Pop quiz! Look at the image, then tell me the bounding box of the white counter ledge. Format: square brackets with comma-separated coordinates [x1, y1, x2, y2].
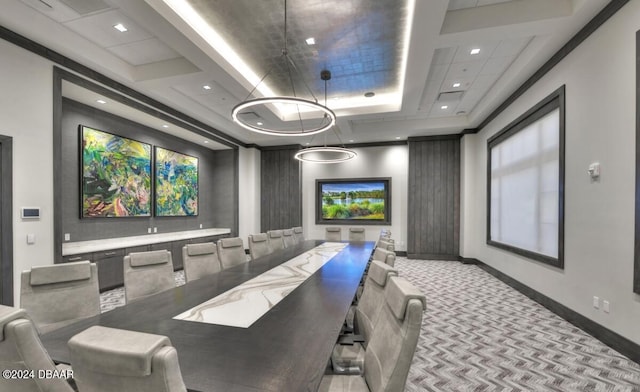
[62, 228, 231, 256]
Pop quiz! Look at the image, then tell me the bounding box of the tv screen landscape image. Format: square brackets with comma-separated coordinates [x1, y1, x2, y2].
[316, 178, 391, 225]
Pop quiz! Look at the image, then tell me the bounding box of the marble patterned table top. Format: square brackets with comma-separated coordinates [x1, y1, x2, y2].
[173, 242, 349, 328]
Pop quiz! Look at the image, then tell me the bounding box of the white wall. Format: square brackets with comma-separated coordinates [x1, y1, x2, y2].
[301, 145, 408, 250]
[461, 1, 640, 344]
[238, 146, 261, 246]
[0, 39, 55, 303]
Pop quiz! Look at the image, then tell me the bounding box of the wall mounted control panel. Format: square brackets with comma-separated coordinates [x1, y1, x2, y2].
[21, 207, 40, 219]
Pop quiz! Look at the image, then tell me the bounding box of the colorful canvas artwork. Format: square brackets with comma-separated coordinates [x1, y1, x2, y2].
[155, 147, 199, 216]
[81, 126, 152, 217]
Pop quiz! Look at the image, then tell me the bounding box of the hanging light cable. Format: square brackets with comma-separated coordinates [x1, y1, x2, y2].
[231, 0, 336, 137]
[294, 70, 357, 163]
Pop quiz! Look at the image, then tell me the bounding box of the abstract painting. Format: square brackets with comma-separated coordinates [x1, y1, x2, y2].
[316, 178, 391, 225]
[155, 147, 198, 216]
[81, 125, 151, 218]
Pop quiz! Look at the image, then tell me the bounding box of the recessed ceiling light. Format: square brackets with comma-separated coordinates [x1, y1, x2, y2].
[256, 122, 263, 126]
[364, 92, 375, 98]
[306, 142, 310, 145]
[113, 23, 128, 32]
[96, 99, 106, 104]
[204, 140, 209, 144]
[203, 85, 211, 90]
[395, 137, 401, 140]
[349, 140, 354, 143]
[441, 105, 448, 109]
[305, 37, 316, 45]
[453, 82, 461, 88]
[470, 48, 480, 55]
[162, 124, 169, 128]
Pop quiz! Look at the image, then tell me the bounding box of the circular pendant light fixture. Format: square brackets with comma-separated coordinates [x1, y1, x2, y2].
[294, 70, 357, 164]
[294, 146, 357, 163]
[231, 0, 336, 137]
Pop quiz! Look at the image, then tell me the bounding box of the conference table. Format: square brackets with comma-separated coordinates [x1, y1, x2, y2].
[41, 240, 374, 392]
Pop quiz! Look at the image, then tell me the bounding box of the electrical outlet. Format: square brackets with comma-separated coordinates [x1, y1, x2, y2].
[147, 228, 152, 234]
[64, 233, 70, 241]
[593, 296, 600, 309]
[200, 224, 203, 229]
[603, 300, 610, 313]
[153, 227, 158, 233]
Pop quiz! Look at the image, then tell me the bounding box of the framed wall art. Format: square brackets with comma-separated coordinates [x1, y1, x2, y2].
[155, 147, 199, 216]
[80, 125, 151, 218]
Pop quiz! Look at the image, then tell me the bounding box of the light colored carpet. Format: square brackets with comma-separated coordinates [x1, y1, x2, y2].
[395, 257, 640, 392]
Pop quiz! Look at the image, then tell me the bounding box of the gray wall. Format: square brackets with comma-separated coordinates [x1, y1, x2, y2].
[407, 136, 460, 259]
[260, 147, 301, 232]
[61, 98, 235, 242]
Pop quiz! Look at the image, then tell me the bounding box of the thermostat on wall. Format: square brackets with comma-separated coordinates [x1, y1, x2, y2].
[21, 207, 40, 219]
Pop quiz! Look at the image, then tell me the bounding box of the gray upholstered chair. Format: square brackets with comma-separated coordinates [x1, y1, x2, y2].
[331, 261, 398, 374]
[372, 247, 396, 267]
[182, 242, 221, 282]
[0, 305, 75, 392]
[217, 237, 247, 269]
[248, 233, 272, 260]
[267, 230, 285, 251]
[124, 250, 175, 303]
[376, 238, 395, 252]
[325, 227, 342, 241]
[68, 325, 187, 392]
[319, 276, 426, 392]
[348, 227, 366, 241]
[20, 261, 100, 334]
[292, 226, 304, 243]
[282, 229, 296, 248]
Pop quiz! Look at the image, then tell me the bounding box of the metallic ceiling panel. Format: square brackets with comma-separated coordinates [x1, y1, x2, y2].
[186, 0, 408, 98]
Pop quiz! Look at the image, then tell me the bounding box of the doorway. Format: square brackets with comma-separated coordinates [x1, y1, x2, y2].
[0, 135, 13, 305]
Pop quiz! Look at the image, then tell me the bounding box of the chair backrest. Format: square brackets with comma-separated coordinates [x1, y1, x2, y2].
[325, 227, 342, 241]
[124, 250, 175, 303]
[217, 237, 246, 269]
[372, 247, 396, 267]
[267, 230, 285, 251]
[282, 229, 296, 248]
[68, 325, 187, 392]
[292, 227, 304, 243]
[354, 260, 398, 345]
[379, 229, 392, 240]
[182, 242, 221, 282]
[0, 305, 74, 392]
[364, 276, 426, 392]
[248, 233, 272, 260]
[348, 227, 366, 241]
[376, 238, 395, 252]
[20, 261, 100, 334]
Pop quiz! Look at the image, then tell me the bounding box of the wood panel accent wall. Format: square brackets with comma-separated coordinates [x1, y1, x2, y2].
[260, 146, 302, 232]
[407, 136, 461, 260]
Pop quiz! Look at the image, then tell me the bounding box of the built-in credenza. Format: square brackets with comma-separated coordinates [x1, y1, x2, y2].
[60, 229, 231, 292]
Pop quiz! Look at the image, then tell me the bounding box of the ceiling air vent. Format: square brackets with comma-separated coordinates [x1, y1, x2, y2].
[58, 0, 110, 15]
[437, 91, 464, 102]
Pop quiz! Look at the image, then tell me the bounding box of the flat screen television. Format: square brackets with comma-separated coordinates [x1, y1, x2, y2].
[316, 178, 391, 225]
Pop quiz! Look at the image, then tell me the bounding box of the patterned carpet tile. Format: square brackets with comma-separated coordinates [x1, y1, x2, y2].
[396, 258, 640, 392]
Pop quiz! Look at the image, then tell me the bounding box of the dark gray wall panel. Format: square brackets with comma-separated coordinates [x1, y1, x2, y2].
[260, 147, 301, 231]
[211, 149, 238, 235]
[60, 98, 235, 243]
[408, 137, 460, 259]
